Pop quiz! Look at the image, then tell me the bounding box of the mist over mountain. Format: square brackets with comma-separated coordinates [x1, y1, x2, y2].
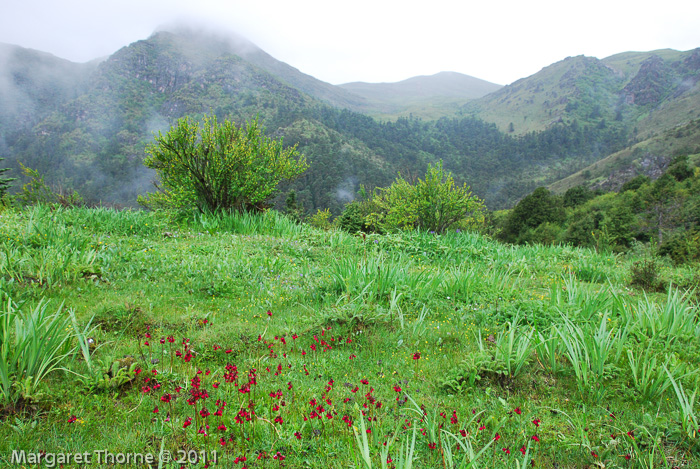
[0, 27, 698, 212]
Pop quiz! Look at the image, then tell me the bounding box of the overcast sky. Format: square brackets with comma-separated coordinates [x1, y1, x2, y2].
[2, 0, 699, 86]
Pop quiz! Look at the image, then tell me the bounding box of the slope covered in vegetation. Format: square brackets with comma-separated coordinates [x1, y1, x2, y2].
[0, 205, 698, 467]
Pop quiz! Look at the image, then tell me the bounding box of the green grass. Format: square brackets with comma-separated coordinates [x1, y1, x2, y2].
[0, 205, 698, 467]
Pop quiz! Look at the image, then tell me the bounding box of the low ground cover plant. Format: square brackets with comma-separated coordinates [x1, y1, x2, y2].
[0, 205, 698, 467]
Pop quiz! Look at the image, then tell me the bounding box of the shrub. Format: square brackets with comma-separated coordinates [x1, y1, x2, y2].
[139, 114, 308, 213]
[336, 201, 368, 233]
[365, 161, 484, 234]
[630, 258, 665, 292]
[307, 208, 333, 230]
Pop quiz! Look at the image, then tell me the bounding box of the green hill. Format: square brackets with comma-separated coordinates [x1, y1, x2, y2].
[464, 48, 700, 137]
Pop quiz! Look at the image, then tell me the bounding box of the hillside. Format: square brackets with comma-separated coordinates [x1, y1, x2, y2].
[1, 28, 699, 211]
[548, 118, 700, 194]
[464, 48, 700, 136]
[1, 206, 699, 467]
[0, 43, 98, 133]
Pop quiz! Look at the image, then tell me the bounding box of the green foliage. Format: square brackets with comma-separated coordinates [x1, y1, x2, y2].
[336, 201, 370, 233]
[659, 229, 700, 264]
[365, 161, 485, 234]
[562, 185, 595, 207]
[620, 174, 650, 192]
[630, 258, 665, 292]
[0, 158, 16, 198]
[140, 114, 308, 213]
[14, 164, 83, 208]
[283, 189, 304, 223]
[499, 187, 565, 243]
[307, 208, 333, 230]
[0, 293, 75, 406]
[3, 204, 700, 465]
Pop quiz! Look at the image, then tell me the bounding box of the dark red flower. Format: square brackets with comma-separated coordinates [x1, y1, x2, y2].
[67, 415, 78, 423]
[413, 352, 421, 360]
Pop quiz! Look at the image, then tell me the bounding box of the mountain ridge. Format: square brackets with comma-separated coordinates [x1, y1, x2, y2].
[1, 27, 699, 213]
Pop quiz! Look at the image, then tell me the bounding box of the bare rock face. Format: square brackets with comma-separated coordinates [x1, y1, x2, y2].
[594, 153, 670, 192]
[622, 56, 672, 106]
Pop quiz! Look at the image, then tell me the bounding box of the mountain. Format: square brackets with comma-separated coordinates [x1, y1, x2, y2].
[464, 49, 700, 136]
[339, 72, 502, 119]
[0, 43, 98, 133]
[1, 28, 699, 212]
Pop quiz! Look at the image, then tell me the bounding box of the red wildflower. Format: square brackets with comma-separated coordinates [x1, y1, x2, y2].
[67, 415, 78, 423]
[532, 435, 540, 442]
[503, 447, 511, 454]
[532, 418, 541, 427]
[514, 407, 522, 415]
[413, 352, 421, 360]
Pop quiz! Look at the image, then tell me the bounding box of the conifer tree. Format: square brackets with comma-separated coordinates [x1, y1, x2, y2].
[0, 158, 16, 197]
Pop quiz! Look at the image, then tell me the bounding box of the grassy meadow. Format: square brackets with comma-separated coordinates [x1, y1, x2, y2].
[0, 205, 699, 468]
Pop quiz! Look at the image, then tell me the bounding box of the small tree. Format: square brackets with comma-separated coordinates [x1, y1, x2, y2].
[139, 115, 308, 213]
[366, 161, 484, 233]
[0, 157, 16, 198]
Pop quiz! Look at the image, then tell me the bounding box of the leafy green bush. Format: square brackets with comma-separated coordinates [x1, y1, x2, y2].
[658, 229, 700, 265]
[365, 161, 484, 234]
[336, 201, 369, 233]
[139, 114, 308, 213]
[307, 208, 333, 230]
